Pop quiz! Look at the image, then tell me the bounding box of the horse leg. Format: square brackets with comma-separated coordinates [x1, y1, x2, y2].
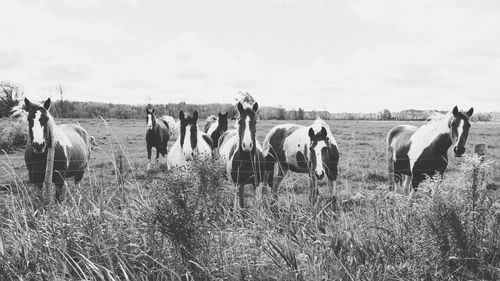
[387, 147, 395, 191]
[55, 183, 66, 203]
[146, 144, 152, 170]
[309, 172, 319, 205]
[238, 183, 245, 208]
[156, 148, 160, 167]
[272, 164, 287, 201]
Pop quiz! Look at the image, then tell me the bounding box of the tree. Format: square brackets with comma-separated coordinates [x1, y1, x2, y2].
[380, 109, 392, 120]
[298, 107, 305, 120]
[277, 106, 286, 120]
[0, 81, 23, 117]
[236, 91, 256, 105]
[58, 85, 64, 118]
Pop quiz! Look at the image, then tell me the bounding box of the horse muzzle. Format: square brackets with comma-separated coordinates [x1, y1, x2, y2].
[32, 141, 46, 154]
[454, 146, 465, 157]
[315, 171, 325, 180]
[241, 141, 254, 152]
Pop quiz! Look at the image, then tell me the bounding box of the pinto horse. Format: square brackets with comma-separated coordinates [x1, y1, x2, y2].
[204, 112, 229, 150]
[166, 110, 213, 167]
[218, 102, 265, 208]
[161, 115, 180, 140]
[262, 118, 340, 203]
[145, 108, 170, 170]
[387, 106, 473, 193]
[23, 98, 91, 201]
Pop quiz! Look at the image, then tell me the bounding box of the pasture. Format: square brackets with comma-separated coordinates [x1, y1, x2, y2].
[1, 117, 500, 280]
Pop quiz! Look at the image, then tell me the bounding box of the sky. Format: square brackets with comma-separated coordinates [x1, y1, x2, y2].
[1, 0, 499, 113]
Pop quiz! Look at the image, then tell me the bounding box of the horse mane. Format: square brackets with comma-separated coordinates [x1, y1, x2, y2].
[10, 103, 27, 119]
[425, 111, 449, 123]
[310, 117, 330, 133]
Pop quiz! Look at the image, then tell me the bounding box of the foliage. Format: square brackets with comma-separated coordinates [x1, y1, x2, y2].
[0, 82, 23, 117]
[0, 119, 27, 152]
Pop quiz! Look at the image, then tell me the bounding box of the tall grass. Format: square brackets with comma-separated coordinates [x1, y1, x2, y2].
[0, 124, 499, 280]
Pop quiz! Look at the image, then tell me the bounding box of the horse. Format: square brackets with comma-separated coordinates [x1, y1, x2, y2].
[145, 108, 170, 170]
[218, 102, 266, 208]
[204, 112, 229, 151]
[262, 118, 340, 204]
[387, 106, 473, 194]
[166, 110, 213, 167]
[23, 98, 91, 201]
[161, 115, 180, 140]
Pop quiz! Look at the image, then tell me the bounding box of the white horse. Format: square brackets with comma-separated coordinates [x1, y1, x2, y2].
[166, 110, 213, 168]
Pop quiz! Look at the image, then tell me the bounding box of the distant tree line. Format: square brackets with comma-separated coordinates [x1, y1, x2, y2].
[0, 83, 495, 121]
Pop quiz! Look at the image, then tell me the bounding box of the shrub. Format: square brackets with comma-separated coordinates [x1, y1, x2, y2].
[151, 156, 230, 279]
[0, 119, 27, 152]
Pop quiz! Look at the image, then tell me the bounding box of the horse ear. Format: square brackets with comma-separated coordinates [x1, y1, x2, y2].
[43, 98, 51, 110]
[218, 112, 222, 118]
[146, 108, 150, 114]
[24, 98, 31, 111]
[179, 110, 184, 120]
[193, 111, 198, 121]
[308, 128, 315, 139]
[452, 106, 459, 116]
[320, 127, 327, 138]
[252, 102, 259, 112]
[237, 102, 244, 113]
[467, 107, 474, 116]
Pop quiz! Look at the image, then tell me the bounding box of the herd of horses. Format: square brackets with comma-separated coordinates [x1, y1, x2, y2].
[20, 97, 474, 206]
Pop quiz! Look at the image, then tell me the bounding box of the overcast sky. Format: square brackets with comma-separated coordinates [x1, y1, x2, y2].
[1, 0, 499, 112]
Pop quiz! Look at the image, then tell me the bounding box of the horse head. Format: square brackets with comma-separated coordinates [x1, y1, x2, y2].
[450, 106, 473, 157]
[179, 110, 199, 160]
[237, 102, 258, 152]
[24, 98, 52, 154]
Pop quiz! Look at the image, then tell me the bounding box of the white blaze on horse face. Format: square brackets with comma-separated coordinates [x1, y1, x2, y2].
[241, 116, 253, 152]
[147, 114, 153, 128]
[183, 125, 194, 160]
[32, 110, 45, 144]
[313, 140, 327, 178]
[456, 120, 464, 144]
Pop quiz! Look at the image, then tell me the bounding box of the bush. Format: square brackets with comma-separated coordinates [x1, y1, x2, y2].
[0, 119, 28, 152]
[151, 157, 230, 279]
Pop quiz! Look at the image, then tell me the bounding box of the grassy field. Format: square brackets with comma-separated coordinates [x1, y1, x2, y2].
[0, 117, 499, 280]
[2, 118, 500, 189]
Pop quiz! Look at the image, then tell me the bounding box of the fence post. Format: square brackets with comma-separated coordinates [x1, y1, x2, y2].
[42, 122, 56, 204]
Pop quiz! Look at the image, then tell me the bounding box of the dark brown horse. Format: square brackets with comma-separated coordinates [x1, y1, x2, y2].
[204, 112, 229, 150]
[23, 98, 91, 201]
[145, 108, 170, 170]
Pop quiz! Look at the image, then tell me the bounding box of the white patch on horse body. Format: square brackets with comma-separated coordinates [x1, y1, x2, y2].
[197, 132, 213, 156]
[167, 141, 187, 167]
[207, 121, 218, 136]
[241, 116, 253, 151]
[389, 125, 416, 162]
[408, 113, 451, 172]
[161, 115, 179, 139]
[32, 110, 44, 144]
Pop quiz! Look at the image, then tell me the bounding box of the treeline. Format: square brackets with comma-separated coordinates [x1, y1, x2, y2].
[0, 82, 495, 121]
[49, 100, 329, 120]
